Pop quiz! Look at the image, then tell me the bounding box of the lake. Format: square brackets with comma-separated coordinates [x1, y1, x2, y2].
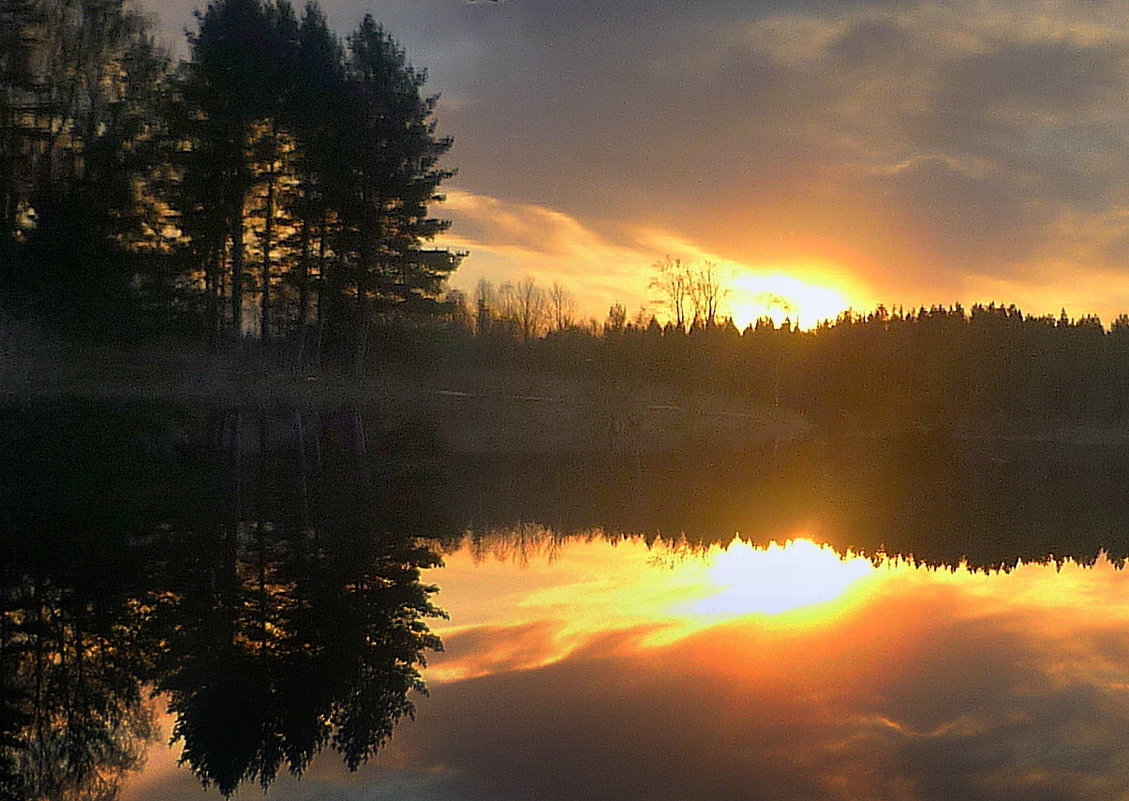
[4, 401, 1129, 800]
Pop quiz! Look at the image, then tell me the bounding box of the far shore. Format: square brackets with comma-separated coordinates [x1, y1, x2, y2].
[5, 339, 1129, 455]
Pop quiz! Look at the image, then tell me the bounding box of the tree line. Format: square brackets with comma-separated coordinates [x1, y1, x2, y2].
[0, 0, 459, 359]
[457, 256, 728, 341]
[402, 298, 1129, 428]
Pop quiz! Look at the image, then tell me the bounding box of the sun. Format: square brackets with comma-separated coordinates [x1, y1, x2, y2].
[693, 539, 875, 618]
[727, 270, 855, 330]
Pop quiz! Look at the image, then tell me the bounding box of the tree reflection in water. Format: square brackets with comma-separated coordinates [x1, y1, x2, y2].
[0, 403, 450, 799]
[0, 575, 154, 801]
[9, 401, 1129, 798]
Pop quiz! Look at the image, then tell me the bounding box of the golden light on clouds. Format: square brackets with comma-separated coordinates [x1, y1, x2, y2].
[407, 0, 1129, 328]
[119, 535, 1129, 801]
[425, 534, 1129, 688]
[440, 182, 1129, 328]
[426, 534, 895, 685]
[439, 189, 871, 329]
[438, 189, 656, 320]
[384, 541, 1129, 801]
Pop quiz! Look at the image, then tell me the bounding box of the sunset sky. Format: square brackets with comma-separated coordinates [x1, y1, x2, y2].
[146, 0, 1129, 327]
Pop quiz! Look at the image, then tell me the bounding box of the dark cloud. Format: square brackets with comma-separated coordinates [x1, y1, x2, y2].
[826, 18, 914, 68]
[858, 156, 1051, 277]
[930, 39, 1129, 124]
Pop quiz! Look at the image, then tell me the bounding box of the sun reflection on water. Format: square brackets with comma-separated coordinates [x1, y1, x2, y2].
[426, 534, 896, 679]
[694, 539, 876, 617]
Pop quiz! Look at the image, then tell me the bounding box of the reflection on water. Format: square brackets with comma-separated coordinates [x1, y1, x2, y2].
[5, 401, 1129, 799]
[693, 540, 875, 617]
[450, 435, 1129, 571]
[1, 402, 449, 799]
[398, 536, 1129, 801]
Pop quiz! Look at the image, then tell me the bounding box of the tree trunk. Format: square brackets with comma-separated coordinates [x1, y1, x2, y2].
[230, 148, 247, 338]
[230, 215, 244, 338]
[261, 164, 275, 341]
[260, 125, 277, 341]
[297, 216, 310, 331]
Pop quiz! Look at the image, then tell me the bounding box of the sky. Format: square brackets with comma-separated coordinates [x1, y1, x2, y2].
[144, 0, 1129, 327]
[122, 536, 1129, 801]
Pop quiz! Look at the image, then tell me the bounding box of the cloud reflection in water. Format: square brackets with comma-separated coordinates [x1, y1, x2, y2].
[125, 537, 1129, 801]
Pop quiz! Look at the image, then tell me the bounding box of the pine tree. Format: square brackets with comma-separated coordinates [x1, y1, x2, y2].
[285, 2, 345, 337]
[175, 0, 285, 337]
[328, 16, 461, 362]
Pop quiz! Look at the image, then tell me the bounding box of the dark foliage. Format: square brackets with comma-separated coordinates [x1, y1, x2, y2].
[425, 302, 1129, 430]
[0, 403, 449, 798]
[0, 0, 459, 350]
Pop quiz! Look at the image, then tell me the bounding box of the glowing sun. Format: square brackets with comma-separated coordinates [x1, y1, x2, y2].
[728, 271, 854, 330]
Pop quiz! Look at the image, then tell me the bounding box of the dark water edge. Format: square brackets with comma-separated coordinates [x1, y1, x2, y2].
[448, 443, 1129, 570]
[3, 397, 1129, 570]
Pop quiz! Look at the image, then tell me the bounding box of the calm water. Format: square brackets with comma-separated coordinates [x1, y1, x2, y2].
[5, 402, 1129, 801]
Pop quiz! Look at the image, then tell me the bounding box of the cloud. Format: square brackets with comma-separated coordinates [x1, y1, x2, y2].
[438, 189, 663, 318]
[143, 0, 1129, 317]
[426, 0, 1129, 314]
[439, 188, 871, 325]
[425, 620, 567, 681]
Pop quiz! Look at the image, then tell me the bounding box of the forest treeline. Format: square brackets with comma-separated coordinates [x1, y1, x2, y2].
[394, 299, 1129, 429]
[0, 0, 458, 359]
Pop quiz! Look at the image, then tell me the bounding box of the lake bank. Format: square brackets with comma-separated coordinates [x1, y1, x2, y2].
[5, 337, 1129, 454]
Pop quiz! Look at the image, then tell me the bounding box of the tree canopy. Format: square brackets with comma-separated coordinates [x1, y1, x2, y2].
[0, 0, 461, 353]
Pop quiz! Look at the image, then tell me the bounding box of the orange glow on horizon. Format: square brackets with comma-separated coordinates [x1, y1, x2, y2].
[119, 539, 1129, 801]
[422, 533, 1129, 690]
[727, 270, 858, 330]
[423, 535, 898, 683]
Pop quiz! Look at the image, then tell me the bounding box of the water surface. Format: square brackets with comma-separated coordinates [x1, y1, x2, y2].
[5, 401, 1129, 800]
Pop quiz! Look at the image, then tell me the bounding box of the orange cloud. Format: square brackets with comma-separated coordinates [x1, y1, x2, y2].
[439, 189, 871, 327]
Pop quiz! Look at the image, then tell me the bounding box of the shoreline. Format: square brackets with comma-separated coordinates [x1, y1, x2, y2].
[5, 341, 1129, 454]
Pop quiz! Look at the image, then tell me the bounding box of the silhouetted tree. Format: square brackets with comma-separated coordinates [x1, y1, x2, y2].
[322, 15, 460, 364]
[548, 281, 575, 332]
[173, 0, 290, 337]
[649, 255, 690, 330]
[286, 2, 346, 340]
[687, 259, 725, 327]
[499, 276, 548, 341]
[0, 0, 170, 334]
[606, 302, 627, 333]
